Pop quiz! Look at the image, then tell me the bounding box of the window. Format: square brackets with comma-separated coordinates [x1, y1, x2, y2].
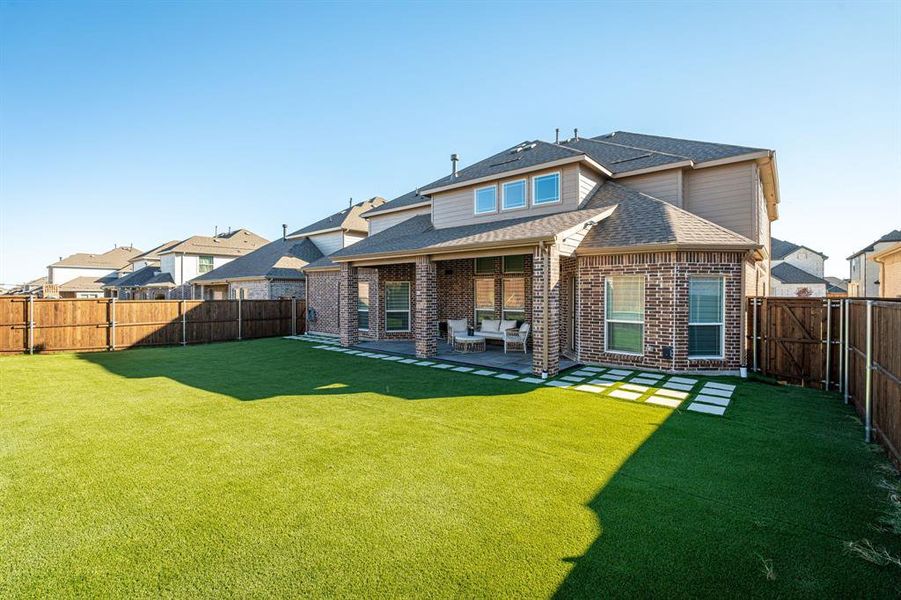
[502, 278, 526, 322]
[198, 256, 214, 274]
[474, 185, 497, 214]
[501, 179, 526, 210]
[474, 278, 495, 326]
[503, 255, 525, 274]
[605, 276, 644, 354]
[532, 172, 560, 205]
[358, 281, 370, 331]
[474, 256, 495, 275]
[384, 282, 410, 332]
[689, 277, 724, 358]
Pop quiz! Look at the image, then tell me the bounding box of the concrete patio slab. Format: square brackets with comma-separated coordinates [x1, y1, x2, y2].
[699, 387, 732, 398]
[663, 382, 694, 391]
[655, 388, 689, 399]
[588, 379, 613, 387]
[520, 377, 544, 384]
[451, 366, 474, 372]
[494, 373, 519, 380]
[473, 370, 496, 376]
[574, 384, 604, 393]
[608, 369, 633, 376]
[669, 377, 698, 385]
[609, 389, 642, 401]
[694, 394, 730, 407]
[630, 377, 660, 386]
[545, 381, 570, 388]
[399, 358, 418, 364]
[430, 363, 453, 369]
[687, 402, 726, 416]
[704, 382, 736, 391]
[620, 383, 650, 393]
[561, 376, 586, 383]
[646, 395, 682, 408]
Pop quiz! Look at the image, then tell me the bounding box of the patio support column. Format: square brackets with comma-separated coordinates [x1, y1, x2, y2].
[532, 243, 561, 377]
[338, 263, 359, 347]
[414, 255, 437, 358]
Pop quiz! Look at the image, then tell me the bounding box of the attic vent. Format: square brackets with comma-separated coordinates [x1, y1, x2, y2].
[511, 142, 537, 154]
[489, 156, 522, 168]
[610, 153, 653, 164]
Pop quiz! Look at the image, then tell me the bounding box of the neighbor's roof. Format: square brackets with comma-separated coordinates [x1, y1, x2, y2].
[771, 238, 827, 260]
[576, 182, 758, 252]
[361, 190, 431, 218]
[50, 246, 143, 269]
[142, 272, 176, 287]
[420, 131, 770, 193]
[192, 237, 324, 283]
[58, 274, 119, 292]
[288, 197, 386, 237]
[825, 276, 849, 294]
[104, 265, 161, 288]
[848, 229, 901, 259]
[872, 241, 901, 262]
[160, 229, 269, 257]
[129, 240, 180, 263]
[771, 262, 827, 285]
[327, 209, 610, 262]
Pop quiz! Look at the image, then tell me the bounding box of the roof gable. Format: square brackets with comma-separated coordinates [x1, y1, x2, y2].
[50, 246, 143, 269]
[771, 262, 827, 285]
[288, 197, 386, 237]
[161, 229, 269, 257]
[848, 229, 901, 259]
[192, 237, 324, 282]
[771, 237, 827, 260]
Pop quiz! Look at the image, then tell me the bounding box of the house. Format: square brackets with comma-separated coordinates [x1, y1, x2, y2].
[847, 229, 901, 297]
[872, 242, 901, 298]
[190, 226, 325, 299]
[303, 130, 779, 376]
[825, 276, 849, 297]
[57, 274, 120, 299]
[128, 229, 269, 299]
[45, 245, 143, 298]
[103, 240, 181, 299]
[769, 237, 828, 297]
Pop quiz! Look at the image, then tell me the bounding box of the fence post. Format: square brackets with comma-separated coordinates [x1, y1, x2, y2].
[237, 298, 242, 341]
[27, 295, 34, 355]
[837, 298, 844, 393]
[751, 298, 758, 372]
[864, 300, 874, 442]
[291, 299, 297, 336]
[110, 297, 116, 352]
[181, 300, 187, 346]
[843, 299, 851, 404]
[824, 298, 831, 391]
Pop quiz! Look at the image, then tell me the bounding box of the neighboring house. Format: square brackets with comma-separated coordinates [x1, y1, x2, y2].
[872, 242, 901, 298]
[847, 229, 901, 297]
[57, 274, 119, 299]
[825, 276, 849, 297]
[103, 240, 182, 299]
[304, 130, 780, 376]
[191, 227, 324, 299]
[45, 246, 142, 298]
[4, 276, 48, 296]
[129, 229, 269, 299]
[769, 237, 828, 297]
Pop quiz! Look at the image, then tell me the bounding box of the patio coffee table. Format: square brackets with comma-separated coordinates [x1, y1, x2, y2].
[453, 335, 486, 353]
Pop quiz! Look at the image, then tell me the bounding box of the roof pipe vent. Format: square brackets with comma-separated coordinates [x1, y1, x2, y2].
[215, 225, 218, 237]
[573, 128, 579, 142]
[555, 128, 560, 144]
[451, 153, 459, 178]
[349, 196, 353, 208]
[282, 224, 287, 240]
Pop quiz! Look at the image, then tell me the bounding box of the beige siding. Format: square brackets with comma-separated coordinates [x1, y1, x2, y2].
[431, 164, 580, 229]
[683, 162, 756, 239]
[308, 230, 344, 255]
[343, 232, 366, 247]
[578, 166, 602, 205]
[368, 205, 432, 235]
[618, 170, 683, 206]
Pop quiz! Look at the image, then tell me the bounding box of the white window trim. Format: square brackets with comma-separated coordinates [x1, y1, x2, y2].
[474, 277, 496, 323]
[358, 282, 370, 332]
[198, 255, 215, 274]
[502, 277, 525, 321]
[384, 281, 411, 333]
[531, 171, 561, 206]
[604, 275, 645, 356]
[501, 179, 528, 212]
[687, 276, 726, 360]
[473, 184, 498, 215]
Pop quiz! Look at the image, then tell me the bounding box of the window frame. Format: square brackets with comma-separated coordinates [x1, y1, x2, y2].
[384, 281, 411, 333]
[357, 281, 370, 331]
[474, 256, 495, 275]
[687, 276, 726, 360]
[473, 184, 498, 215]
[501, 179, 527, 212]
[502, 277, 526, 322]
[473, 277, 496, 326]
[503, 255, 525, 274]
[531, 172, 561, 206]
[198, 255, 215, 274]
[604, 275, 645, 356]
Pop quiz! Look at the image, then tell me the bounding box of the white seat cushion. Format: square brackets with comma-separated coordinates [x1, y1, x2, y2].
[480, 319, 500, 333]
[499, 319, 517, 331]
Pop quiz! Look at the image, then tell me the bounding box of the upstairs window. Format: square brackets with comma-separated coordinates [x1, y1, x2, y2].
[532, 172, 560, 205]
[605, 276, 644, 354]
[688, 277, 724, 358]
[501, 179, 527, 210]
[474, 185, 497, 215]
[198, 256, 214, 274]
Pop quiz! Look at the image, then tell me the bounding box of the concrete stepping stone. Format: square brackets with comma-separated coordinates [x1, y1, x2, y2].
[313, 345, 331, 349]
[545, 380, 570, 388]
[704, 382, 736, 392]
[451, 366, 474, 372]
[636, 372, 663, 379]
[473, 369, 496, 376]
[630, 377, 660, 386]
[668, 376, 698, 385]
[621, 383, 650, 393]
[561, 376, 586, 383]
[369, 354, 388, 359]
[646, 395, 682, 408]
[694, 394, 731, 407]
[608, 369, 633, 376]
[588, 379, 613, 387]
[699, 387, 732, 398]
[581, 366, 603, 373]
[655, 388, 689, 399]
[687, 402, 726, 416]
[569, 370, 595, 377]
[575, 384, 604, 393]
[520, 377, 544, 384]
[663, 382, 693, 392]
[598, 374, 625, 381]
[495, 373, 519, 380]
[609, 389, 642, 401]
[415, 361, 435, 366]
[431, 363, 453, 369]
[344, 350, 361, 354]
[381, 356, 403, 361]
[399, 358, 418, 364]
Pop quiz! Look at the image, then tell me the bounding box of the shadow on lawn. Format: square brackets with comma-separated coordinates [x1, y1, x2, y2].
[77, 337, 530, 402]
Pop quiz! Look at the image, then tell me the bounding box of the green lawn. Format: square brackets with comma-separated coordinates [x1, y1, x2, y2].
[1, 339, 899, 598]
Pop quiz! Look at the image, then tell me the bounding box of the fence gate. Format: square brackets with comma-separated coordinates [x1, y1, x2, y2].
[754, 298, 828, 387]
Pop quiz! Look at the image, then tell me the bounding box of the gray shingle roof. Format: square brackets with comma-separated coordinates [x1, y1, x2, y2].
[771, 262, 827, 285]
[361, 189, 431, 217]
[192, 237, 323, 282]
[161, 229, 269, 257]
[58, 274, 119, 292]
[105, 266, 161, 288]
[771, 238, 827, 260]
[129, 240, 180, 263]
[577, 182, 757, 251]
[142, 272, 175, 287]
[50, 246, 143, 269]
[288, 197, 385, 237]
[847, 229, 901, 259]
[591, 131, 765, 165]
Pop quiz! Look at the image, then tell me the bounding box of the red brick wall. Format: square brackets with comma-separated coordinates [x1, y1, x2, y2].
[434, 255, 532, 330]
[306, 271, 340, 335]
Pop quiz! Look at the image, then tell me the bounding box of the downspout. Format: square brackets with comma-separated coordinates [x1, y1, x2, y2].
[540, 241, 549, 378]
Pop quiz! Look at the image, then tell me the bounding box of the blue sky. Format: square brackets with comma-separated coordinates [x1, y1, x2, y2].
[1, 1, 899, 283]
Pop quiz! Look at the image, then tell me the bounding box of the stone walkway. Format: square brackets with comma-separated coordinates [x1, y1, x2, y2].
[285, 335, 737, 417]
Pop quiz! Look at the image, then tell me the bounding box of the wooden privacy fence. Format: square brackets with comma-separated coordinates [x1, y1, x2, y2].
[747, 297, 901, 464]
[0, 296, 306, 354]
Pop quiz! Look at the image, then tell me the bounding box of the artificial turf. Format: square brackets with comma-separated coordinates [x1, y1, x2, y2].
[1, 338, 899, 597]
